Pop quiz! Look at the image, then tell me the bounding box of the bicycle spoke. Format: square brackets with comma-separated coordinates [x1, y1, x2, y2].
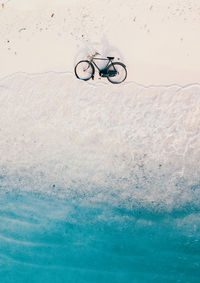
[74, 61, 94, 81]
[107, 63, 127, 84]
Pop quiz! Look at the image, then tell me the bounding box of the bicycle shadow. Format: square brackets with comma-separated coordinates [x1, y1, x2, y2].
[74, 36, 124, 70]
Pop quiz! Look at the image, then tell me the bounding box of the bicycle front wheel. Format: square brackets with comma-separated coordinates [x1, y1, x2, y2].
[74, 60, 94, 81]
[107, 63, 127, 84]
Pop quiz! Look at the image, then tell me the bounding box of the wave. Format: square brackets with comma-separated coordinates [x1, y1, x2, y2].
[0, 72, 200, 212]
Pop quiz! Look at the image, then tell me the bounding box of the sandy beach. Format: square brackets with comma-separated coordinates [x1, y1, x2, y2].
[0, 0, 200, 85]
[1, 2, 200, 282]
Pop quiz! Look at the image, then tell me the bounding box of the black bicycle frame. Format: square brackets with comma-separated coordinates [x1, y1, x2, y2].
[91, 58, 113, 71]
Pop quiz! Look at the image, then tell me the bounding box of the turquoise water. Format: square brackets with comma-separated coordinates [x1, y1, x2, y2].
[0, 189, 200, 283]
[0, 73, 200, 282]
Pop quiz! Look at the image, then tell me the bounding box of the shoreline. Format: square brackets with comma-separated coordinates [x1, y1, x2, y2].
[1, 70, 200, 89]
[0, 0, 200, 85]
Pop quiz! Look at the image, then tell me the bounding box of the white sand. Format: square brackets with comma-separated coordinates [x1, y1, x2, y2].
[0, 0, 200, 85]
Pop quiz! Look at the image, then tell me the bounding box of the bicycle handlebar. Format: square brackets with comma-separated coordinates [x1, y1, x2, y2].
[88, 52, 100, 60]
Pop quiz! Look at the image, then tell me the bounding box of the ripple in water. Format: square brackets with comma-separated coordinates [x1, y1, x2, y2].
[0, 190, 200, 283]
[0, 73, 200, 282]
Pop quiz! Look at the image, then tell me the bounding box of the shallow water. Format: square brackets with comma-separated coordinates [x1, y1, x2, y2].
[0, 73, 200, 282]
[0, 190, 200, 283]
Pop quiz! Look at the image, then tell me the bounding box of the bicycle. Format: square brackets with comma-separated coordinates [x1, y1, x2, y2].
[74, 52, 127, 84]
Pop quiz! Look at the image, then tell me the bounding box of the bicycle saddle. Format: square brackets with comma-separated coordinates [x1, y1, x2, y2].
[107, 56, 114, 59]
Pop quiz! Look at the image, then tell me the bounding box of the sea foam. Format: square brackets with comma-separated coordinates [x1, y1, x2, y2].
[0, 72, 200, 212]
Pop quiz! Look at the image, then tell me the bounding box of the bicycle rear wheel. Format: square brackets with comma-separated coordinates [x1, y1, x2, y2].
[107, 62, 127, 84]
[74, 60, 94, 81]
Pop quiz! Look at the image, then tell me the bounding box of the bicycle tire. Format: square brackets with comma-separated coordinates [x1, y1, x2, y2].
[74, 60, 94, 81]
[107, 62, 127, 84]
